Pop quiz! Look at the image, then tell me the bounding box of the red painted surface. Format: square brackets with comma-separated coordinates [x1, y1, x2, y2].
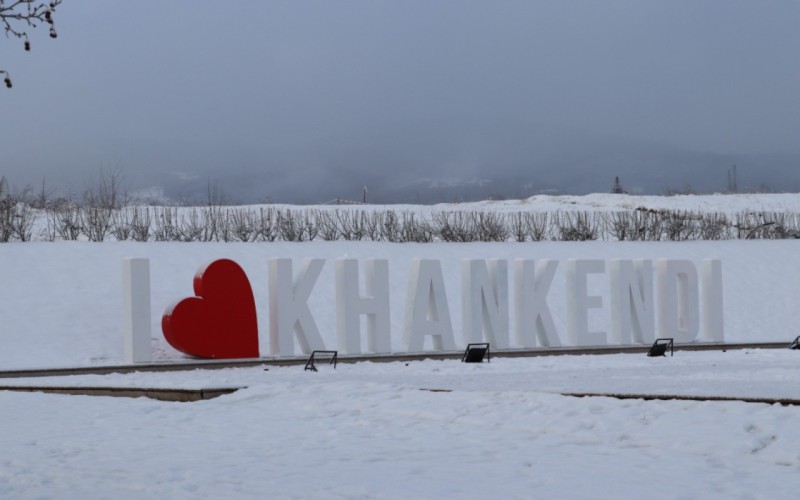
[162, 259, 259, 359]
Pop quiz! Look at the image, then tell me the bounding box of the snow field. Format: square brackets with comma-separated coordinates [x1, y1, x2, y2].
[3, 351, 800, 499]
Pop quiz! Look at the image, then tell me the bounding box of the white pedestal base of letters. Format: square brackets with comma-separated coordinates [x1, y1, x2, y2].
[123, 258, 152, 364]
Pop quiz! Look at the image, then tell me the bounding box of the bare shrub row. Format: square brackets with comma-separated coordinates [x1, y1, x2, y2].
[3, 203, 800, 243]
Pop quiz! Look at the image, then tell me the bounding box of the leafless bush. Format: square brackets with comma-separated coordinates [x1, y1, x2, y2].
[761, 212, 794, 239]
[0, 179, 38, 241]
[607, 211, 657, 241]
[41, 209, 57, 241]
[316, 210, 340, 241]
[380, 211, 402, 242]
[306, 211, 320, 241]
[432, 211, 477, 242]
[153, 207, 179, 241]
[664, 211, 699, 241]
[554, 212, 600, 241]
[699, 213, 731, 240]
[381, 211, 434, 243]
[228, 209, 257, 242]
[335, 210, 359, 241]
[735, 212, 761, 240]
[607, 212, 626, 241]
[736, 212, 800, 240]
[84, 167, 128, 210]
[475, 212, 508, 242]
[80, 206, 112, 242]
[633, 209, 666, 241]
[216, 210, 234, 242]
[130, 207, 151, 242]
[111, 208, 133, 241]
[333, 210, 378, 241]
[201, 206, 225, 242]
[8, 186, 800, 244]
[173, 208, 202, 242]
[49, 204, 81, 240]
[401, 212, 433, 242]
[9, 202, 35, 241]
[30, 178, 56, 209]
[349, 210, 370, 240]
[278, 209, 312, 242]
[76, 168, 129, 242]
[524, 212, 549, 241]
[508, 212, 527, 242]
[254, 207, 279, 242]
[769, 213, 800, 239]
[362, 211, 380, 241]
[0, 178, 25, 241]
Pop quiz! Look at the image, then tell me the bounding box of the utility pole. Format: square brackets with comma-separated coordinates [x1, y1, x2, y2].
[728, 165, 738, 193]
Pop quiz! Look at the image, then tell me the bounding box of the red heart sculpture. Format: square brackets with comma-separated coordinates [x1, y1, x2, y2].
[162, 259, 259, 359]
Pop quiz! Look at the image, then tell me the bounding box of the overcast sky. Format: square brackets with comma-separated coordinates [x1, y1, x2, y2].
[1, 1, 799, 196]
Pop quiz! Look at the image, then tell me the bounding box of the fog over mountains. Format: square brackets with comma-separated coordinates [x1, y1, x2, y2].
[15, 119, 800, 206]
[138, 122, 799, 205]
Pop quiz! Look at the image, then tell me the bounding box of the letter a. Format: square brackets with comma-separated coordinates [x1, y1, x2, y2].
[404, 259, 456, 352]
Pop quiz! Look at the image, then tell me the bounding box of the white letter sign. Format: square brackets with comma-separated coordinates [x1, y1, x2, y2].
[566, 259, 607, 346]
[336, 258, 391, 354]
[513, 259, 561, 348]
[702, 259, 724, 342]
[403, 259, 456, 352]
[269, 258, 326, 356]
[461, 259, 510, 349]
[657, 259, 700, 342]
[123, 257, 152, 363]
[610, 260, 655, 345]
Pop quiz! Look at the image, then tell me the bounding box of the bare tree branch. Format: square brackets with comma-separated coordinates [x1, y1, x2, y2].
[1, 0, 62, 88]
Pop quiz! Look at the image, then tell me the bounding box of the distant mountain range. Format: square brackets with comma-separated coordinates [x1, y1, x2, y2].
[128, 121, 800, 205]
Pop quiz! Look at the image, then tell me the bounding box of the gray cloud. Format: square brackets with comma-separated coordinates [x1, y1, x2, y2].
[2, 1, 799, 201]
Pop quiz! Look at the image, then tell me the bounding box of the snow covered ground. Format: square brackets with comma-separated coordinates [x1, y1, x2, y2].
[3, 351, 800, 499]
[271, 192, 800, 215]
[2, 193, 800, 498]
[478, 192, 800, 214]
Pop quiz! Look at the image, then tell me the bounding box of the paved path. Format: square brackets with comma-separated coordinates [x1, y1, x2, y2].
[0, 341, 788, 379]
